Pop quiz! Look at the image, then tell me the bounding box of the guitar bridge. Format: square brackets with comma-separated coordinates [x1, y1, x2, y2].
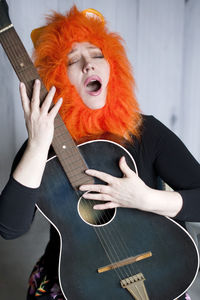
[121, 273, 149, 300]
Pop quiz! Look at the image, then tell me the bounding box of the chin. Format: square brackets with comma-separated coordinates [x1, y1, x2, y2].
[88, 102, 106, 110]
[82, 96, 106, 110]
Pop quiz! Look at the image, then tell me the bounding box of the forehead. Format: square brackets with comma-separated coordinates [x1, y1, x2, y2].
[68, 42, 101, 55]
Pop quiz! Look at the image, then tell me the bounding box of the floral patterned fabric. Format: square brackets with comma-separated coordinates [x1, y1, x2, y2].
[27, 257, 64, 300]
[185, 293, 191, 300]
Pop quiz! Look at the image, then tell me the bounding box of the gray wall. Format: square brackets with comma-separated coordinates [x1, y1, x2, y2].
[0, 0, 200, 299]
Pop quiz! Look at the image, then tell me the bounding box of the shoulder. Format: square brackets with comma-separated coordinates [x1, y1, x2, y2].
[139, 114, 165, 144]
[138, 114, 187, 160]
[141, 114, 169, 134]
[140, 114, 178, 143]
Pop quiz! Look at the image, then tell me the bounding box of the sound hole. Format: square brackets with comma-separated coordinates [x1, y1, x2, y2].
[78, 193, 116, 227]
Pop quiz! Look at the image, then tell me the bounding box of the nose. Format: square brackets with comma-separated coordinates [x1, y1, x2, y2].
[82, 59, 95, 73]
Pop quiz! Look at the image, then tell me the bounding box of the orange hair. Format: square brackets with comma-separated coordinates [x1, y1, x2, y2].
[33, 6, 142, 143]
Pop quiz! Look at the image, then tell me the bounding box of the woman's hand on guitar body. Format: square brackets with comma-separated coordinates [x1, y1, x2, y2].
[12, 80, 62, 188]
[80, 156, 149, 210]
[79, 156, 183, 218]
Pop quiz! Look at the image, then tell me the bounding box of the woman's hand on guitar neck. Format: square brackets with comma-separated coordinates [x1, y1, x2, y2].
[12, 80, 62, 188]
[20, 79, 62, 151]
[79, 156, 183, 218]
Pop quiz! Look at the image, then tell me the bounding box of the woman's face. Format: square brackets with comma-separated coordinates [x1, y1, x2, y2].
[67, 42, 110, 109]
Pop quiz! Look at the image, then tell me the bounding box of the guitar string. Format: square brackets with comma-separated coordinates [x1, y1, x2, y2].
[95, 224, 136, 279]
[97, 215, 141, 276]
[75, 172, 132, 282]
[82, 148, 141, 278]
[75, 149, 136, 280]
[95, 209, 141, 279]
[77, 175, 136, 281]
[80, 193, 127, 280]
[90, 200, 142, 279]
[4, 29, 142, 283]
[79, 162, 141, 280]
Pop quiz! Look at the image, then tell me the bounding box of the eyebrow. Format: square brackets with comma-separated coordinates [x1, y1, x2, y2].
[68, 46, 101, 55]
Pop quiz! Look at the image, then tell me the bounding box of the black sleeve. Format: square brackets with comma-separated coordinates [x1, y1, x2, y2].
[150, 116, 200, 221]
[0, 142, 39, 239]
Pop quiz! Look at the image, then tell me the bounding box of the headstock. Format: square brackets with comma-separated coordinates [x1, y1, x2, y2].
[0, 0, 11, 31]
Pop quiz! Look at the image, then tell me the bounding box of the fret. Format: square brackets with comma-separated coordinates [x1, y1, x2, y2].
[54, 114, 67, 128]
[0, 25, 94, 189]
[55, 152, 87, 168]
[58, 159, 87, 171]
[54, 127, 71, 137]
[54, 150, 86, 166]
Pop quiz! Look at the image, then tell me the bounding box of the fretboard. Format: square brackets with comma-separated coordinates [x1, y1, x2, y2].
[0, 26, 94, 189]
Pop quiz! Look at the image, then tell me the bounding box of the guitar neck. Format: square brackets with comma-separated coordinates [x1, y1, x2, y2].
[0, 26, 94, 189]
[0, 26, 47, 101]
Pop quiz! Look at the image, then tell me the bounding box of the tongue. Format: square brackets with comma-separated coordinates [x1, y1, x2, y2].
[87, 80, 101, 92]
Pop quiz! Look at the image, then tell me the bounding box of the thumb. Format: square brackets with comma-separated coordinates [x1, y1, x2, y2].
[119, 156, 135, 178]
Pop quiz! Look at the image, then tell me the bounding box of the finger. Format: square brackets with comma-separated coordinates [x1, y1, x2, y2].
[41, 86, 56, 114]
[93, 201, 120, 210]
[31, 79, 41, 109]
[79, 184, 110, 194]
[119, 156, 136, 178]
[85, 169, 114, 184]
[83, 192, 113, 202]
[48, 98, 63, 119]
[19, 82, 30, 115]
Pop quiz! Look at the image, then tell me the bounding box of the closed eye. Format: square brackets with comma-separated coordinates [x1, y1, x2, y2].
[91, 51, 104, 59]
[67, 52, 104, 66]
[68, 58, 80, 66]
[92, 54, 104, 59]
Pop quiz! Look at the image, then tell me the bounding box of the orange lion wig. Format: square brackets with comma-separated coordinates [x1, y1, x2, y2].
[32, 6, 142, 143]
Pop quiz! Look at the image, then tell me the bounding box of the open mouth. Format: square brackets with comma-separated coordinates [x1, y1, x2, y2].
[86, 80, 102, 92]
[84, 76, 102, 96]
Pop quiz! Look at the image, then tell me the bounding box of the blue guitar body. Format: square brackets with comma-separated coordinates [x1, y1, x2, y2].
[37, 140, 199, 300]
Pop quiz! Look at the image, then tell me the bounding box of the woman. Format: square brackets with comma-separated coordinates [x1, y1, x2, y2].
[0, 6, 199, 300]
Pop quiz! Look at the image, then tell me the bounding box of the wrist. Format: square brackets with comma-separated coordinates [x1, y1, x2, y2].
[143, 187, 183, 217]
[139, 185, 155, 212]
[27, 139, 50, 157]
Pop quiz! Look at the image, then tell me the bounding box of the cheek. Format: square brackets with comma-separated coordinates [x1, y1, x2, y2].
[104, 62, 110, 85]
[67, 68, 74, 84]
[67, 68, 79, 90]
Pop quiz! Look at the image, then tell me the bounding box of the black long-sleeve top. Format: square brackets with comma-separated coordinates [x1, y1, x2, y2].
[1, 115, 200, 275]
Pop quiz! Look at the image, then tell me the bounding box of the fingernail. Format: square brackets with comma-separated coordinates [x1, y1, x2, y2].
[35, 79, 40, 84]
[85, 169, 92, 174]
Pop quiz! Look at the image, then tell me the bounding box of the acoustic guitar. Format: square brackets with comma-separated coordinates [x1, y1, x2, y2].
[0, 1, 199, 299]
